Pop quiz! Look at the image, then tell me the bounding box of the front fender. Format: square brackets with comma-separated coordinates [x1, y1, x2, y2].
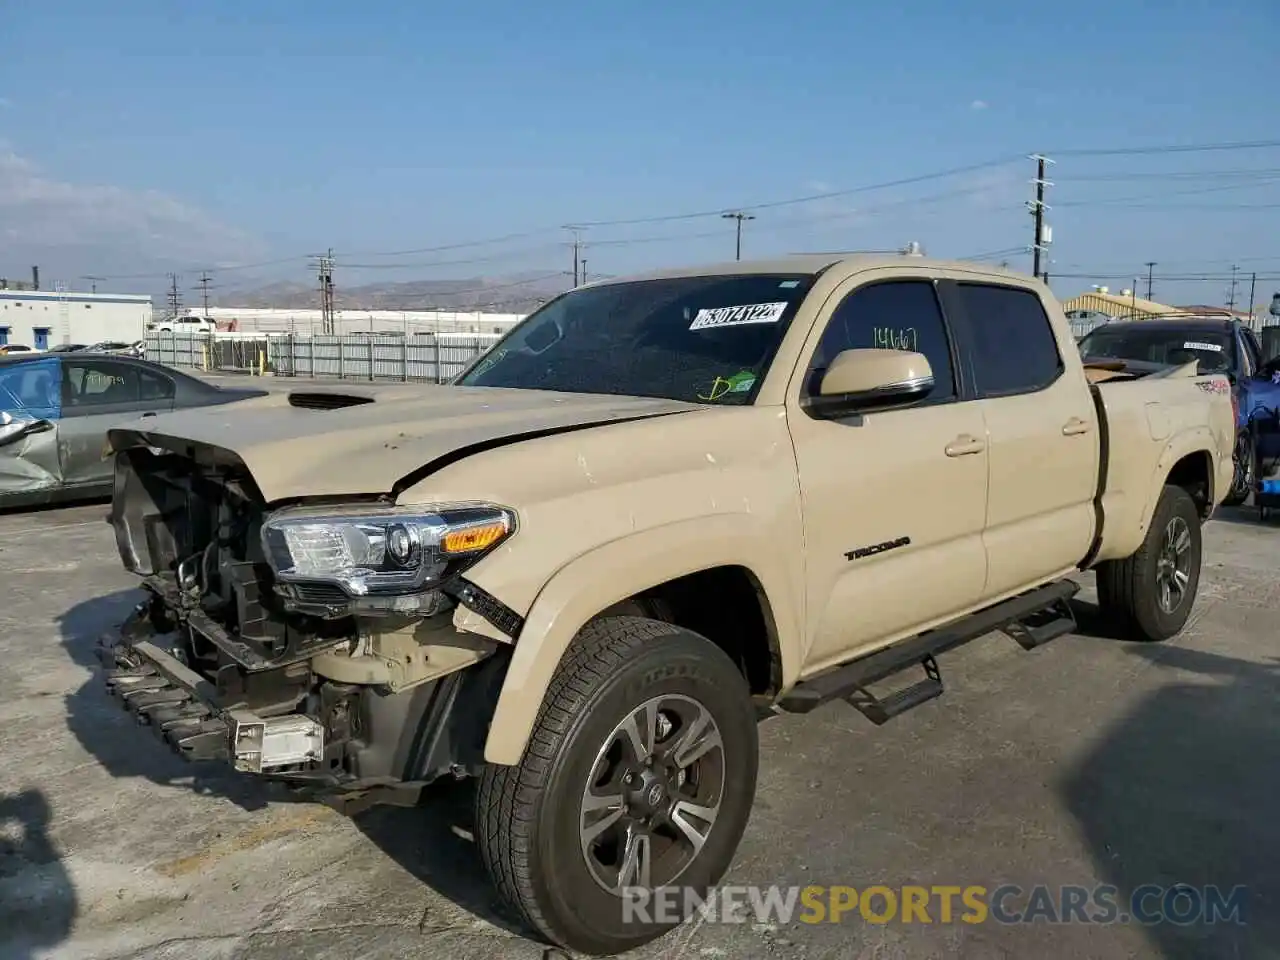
[481, 514, 803, 765]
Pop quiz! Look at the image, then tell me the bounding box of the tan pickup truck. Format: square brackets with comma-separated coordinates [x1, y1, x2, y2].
[99, 254, 1234, 955]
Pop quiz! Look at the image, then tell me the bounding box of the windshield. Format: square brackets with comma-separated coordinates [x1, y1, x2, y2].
[455, 273, 817, 404]
[1077, 325, 1236, 375]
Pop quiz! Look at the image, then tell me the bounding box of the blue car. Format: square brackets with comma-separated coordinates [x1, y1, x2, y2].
[1078, 315, 1280, 506]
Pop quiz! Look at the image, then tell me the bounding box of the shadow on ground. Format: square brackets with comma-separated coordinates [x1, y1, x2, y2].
[1060, 644, 1280, 958]
[0, 789, 76, 960]
[1206, 503, 1280, 528]
[57, 590, 538, 943]
[353, 783, 533, 940]
[60, 590, 279, 812]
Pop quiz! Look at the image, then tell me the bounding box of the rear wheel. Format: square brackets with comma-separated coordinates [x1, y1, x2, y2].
[475, 616, 758, 956]
[1095, 484, 1203, 641]
[1221, 431, 1253, 506]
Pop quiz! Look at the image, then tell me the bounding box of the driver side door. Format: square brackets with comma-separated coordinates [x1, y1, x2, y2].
[787, 276, 990, 673]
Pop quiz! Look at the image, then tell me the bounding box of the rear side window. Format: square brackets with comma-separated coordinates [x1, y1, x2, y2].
[139, 369, 175, 401]
[807, 280, 956, 402]
[957, 284, 1063, 396]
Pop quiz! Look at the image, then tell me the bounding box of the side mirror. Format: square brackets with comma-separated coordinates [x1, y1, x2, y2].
[0, 413, 53, 447]
[803, 348, 934, 418]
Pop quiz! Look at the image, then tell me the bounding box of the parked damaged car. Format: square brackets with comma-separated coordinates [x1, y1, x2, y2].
[0, 353, 269, 509]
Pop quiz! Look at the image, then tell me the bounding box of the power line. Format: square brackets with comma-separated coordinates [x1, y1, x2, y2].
[570, 156, 1020, 227]
[1048, 138, 1280, 158]
[82, 156, 1020, 283]
[1065, 167, 1280, 182]
[1055, 178, 1280, 207]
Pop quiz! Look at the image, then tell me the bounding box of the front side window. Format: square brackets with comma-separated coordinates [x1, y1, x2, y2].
[805, 280, 957, 402]
[957, 283, 1064, 396]
[0, 359, 61, 417]
[456, 274, 817, 404]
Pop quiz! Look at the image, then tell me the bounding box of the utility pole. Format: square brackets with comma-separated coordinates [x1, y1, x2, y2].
[166, 273, 182, 318]
[721, 211, 756, 260]
[1028, 155, 1054, 282]
[1248, 272, 1258, 323]
[1227, 264, 1240, 311]
[311, 250, 336, 334]
[195, 271, 214, 317]
[564, 226, 586, 287]
[1144, 261, 1156, 300]
[81, 275, 106, 294]
[580, 258, 588, 285]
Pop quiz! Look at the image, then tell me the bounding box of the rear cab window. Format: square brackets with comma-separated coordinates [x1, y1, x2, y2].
[952, 283, 1064, 397]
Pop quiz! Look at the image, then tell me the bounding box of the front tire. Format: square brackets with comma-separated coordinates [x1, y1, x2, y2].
[1095, 484, 1203, 641]
[475, 616, 759, 956]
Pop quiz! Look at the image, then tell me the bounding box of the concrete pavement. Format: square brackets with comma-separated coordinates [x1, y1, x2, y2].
[1, 503, 1277, 959]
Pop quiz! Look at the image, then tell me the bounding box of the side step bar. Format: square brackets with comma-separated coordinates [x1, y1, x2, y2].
[778, 580, 1079, 719]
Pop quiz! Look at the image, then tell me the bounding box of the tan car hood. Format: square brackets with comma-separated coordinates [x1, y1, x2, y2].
[108, 383, 701, 502]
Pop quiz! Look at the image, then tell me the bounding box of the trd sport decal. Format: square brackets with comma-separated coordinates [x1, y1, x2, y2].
[845, 536, 911, 561]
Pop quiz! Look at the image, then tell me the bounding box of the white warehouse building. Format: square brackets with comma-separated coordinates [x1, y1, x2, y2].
[184, 306, 528, 336]
[0, 289, 153, 349]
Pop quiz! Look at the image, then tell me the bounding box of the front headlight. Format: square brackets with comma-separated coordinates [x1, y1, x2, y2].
[260, 502, 515, 596]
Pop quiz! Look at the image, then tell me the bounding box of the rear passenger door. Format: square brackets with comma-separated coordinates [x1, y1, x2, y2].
[788, 276, 990, 671]
[58, 359, 176, 488]
[942, 281, 1099, 599]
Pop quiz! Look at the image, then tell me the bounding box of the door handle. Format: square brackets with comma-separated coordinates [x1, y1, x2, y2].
[945, 434, 986, 457]
[140, 412, 157, 418]
[1062, 417, 1091, 436]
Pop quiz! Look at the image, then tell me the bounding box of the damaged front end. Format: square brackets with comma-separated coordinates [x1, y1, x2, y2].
[97, 440, 525, 807]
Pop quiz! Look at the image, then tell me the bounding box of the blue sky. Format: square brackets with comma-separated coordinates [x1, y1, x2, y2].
[2, 0, 1279, 305]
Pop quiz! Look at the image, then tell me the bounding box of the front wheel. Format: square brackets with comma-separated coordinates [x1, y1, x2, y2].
[475, 616, 759, 956]
[1095, 484, 1203, 641]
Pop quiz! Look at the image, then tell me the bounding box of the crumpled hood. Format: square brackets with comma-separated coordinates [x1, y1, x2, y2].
[107, 383, 702, 502]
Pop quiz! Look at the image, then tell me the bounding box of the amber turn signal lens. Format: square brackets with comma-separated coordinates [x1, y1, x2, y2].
[441, 521, 508, 555]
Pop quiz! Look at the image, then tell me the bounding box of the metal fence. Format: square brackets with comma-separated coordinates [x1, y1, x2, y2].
[145, 332, 501, 382]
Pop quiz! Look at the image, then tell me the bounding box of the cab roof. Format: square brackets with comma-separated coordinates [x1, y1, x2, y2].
[584, 253, 1030, 285]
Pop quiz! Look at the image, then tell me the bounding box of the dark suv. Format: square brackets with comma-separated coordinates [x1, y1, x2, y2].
[1078, 314, 1280, 505]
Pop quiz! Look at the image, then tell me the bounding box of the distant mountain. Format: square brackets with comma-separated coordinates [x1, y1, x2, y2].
[216, 272, 576, 313]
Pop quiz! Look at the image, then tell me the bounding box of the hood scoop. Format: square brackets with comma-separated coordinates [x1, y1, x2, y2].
[288, 391, 377, 410]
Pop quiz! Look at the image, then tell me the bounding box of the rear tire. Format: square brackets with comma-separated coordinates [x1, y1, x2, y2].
[475, 616, 758, 956]
[1095, 484, 1202, 641]
[1221, 431, 1253, 507]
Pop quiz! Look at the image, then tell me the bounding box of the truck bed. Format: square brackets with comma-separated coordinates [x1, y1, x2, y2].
[1088, 360, 1235, 564]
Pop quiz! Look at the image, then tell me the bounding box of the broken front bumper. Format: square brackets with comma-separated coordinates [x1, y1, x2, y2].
[96, 601, 325, 774]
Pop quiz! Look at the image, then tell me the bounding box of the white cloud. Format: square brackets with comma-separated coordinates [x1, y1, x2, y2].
[0, 147, 267, 276]
[970, 99, 989, 111]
